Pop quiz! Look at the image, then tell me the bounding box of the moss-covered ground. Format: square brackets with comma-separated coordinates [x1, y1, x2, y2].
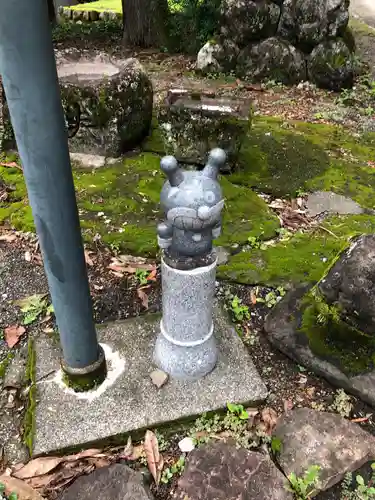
[2, 115, 375, 287]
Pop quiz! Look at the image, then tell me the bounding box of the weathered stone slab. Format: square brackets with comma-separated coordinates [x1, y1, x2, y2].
[58, 464, 153, 500]
[274, 408, 375, 492]
[33, 304, 267, 455]
[157, 89, 251, 169]
[306, 191, 364, 217]
[174, 441, 293, 500]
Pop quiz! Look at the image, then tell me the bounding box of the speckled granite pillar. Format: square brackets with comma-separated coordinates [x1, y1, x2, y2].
[154, 257, 218, 380]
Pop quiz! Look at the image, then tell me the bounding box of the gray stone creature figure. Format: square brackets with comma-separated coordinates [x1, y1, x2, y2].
[157, 148, 226, 259]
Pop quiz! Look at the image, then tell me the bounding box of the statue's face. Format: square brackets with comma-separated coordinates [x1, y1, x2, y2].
[161, 171, 223, 231]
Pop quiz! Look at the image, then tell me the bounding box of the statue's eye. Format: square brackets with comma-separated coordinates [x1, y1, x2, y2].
[204, 190, 215, 203]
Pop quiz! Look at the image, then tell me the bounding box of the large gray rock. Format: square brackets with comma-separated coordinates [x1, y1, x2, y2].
[58, 57, 153, 156]
[264, 280, 375, 407]
[237, 37, 307, 84]
[220, 0, 281, 47]
[278, 0, 350, 52]
[196, 40, 239, 74]
[274, 408, 375, 492]
[308, 39, 354, 90]
[58, 464, 153, 500]
[319, 235, 375, 336]
[174, 441, 293, 500]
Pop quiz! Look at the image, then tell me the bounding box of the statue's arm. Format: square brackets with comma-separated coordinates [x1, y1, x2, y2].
[212, 219, 222, 239]
[157, 221, 173, 249]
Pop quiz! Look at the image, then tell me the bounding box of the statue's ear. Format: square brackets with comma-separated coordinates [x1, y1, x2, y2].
[202, 148, 227, 179]
[160, 156, 183, 187]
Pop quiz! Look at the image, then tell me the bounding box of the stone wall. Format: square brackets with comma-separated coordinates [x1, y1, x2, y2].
[59, 7, 121, 22]
[197, 0, 354, 90]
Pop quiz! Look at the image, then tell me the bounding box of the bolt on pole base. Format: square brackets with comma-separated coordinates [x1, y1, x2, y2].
[61, 345, 107, 392]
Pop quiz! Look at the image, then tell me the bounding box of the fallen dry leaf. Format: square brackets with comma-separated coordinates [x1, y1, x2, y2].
[144, 430, 164, 485]
[261, 407, 278, 435]
[0, 475, 44, 500]
[0, 161, 20, 169]
[350, 416, 370, 423]
[0, 233, 17, 242]
[122, 436, 133, 458]
[246, 408, 259, 427]
[128, 444, 145, 461]
[5, 325, 26, 348]
[147, 268, 157, 281]
[283, 399, 294, 415]
[109, 270, 124, 278]
[306, 387, 316, 398]
[84, 250, 94, 267]
[13, 457, 64, 479]
[137, 288, 149, 309]
[64, 449, 104, 462]
[250, 291, 257, 305]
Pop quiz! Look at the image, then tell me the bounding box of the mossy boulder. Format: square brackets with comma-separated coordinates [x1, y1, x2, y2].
[319, 235, 375, 336]
[220, 0, 281, 46]
[59, 57, 153, 156]
[308, 39, 354, 91]
[157, 90, 252, 169]
[278, 0, 349, 52]
[265, 236, 375, 407]
[237, 38, 307, 85]
[196, 40, 240, 74]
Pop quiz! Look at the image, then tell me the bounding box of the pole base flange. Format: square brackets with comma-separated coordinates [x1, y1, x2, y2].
[61, 345, 107, 392]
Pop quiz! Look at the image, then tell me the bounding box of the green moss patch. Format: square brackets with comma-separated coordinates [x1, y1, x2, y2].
[0, 352, 14, 379]
[218, 214, 375, 287]
[24, 338, 36, 455]
[299, 289, 375, 376]
[0, 151, 277, 256]
[229, 117, 375, 200]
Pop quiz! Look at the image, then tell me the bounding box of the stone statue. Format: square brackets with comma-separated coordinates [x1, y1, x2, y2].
[153, 148, 227, 380]
[157, 148, 226, 261]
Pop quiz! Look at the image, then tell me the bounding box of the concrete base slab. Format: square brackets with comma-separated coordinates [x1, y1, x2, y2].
[33, 305, 267, 456]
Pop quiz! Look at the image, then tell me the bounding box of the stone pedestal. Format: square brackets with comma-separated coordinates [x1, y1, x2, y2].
[154, 257, 218, 380]
[157, 89, 251, 170]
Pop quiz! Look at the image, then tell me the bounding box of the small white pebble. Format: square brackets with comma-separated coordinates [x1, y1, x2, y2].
[178, 437, 195, 453]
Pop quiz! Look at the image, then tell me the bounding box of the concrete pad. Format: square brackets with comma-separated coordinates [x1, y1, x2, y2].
[33, 305, 267, 455]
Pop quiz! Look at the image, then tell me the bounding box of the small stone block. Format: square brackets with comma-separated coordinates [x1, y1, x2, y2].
[33, 305, 267, 455]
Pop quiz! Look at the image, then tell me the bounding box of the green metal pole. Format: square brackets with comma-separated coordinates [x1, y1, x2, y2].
[0, 0, 107, 390]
